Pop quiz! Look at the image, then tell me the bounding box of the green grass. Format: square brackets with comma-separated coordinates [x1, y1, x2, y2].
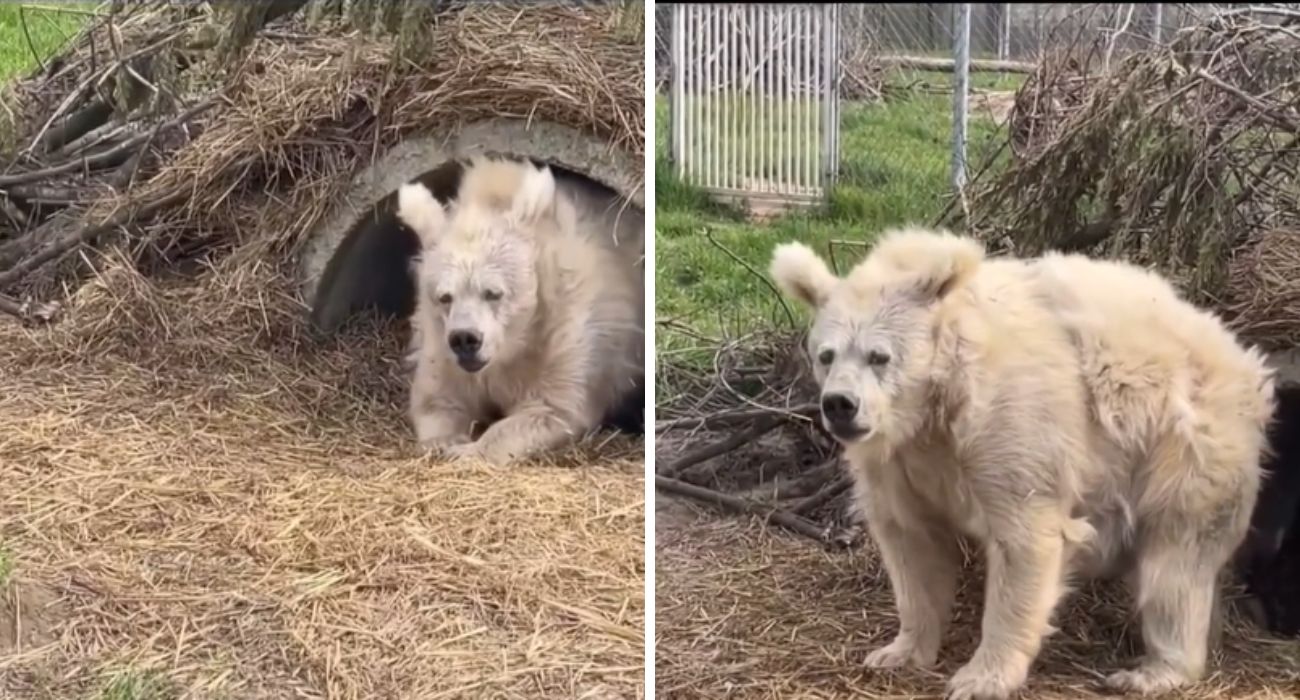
[0, 4, 93, 151]
[98, 669, 173, 700]
[0, 4, 90, 81]
[0, 545, 12, 587]
[656, 75, 1015, 365]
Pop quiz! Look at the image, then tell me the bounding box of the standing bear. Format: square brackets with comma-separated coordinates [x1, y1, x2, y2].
[770, 227, 1275, 699]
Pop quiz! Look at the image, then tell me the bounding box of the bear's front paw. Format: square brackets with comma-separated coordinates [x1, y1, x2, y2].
[945, 655, 1027, 700]
[417, 433, 472, 456]
[863, 635, 937, 669]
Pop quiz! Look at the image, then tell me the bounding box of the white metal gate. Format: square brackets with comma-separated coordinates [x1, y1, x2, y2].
[669, 3, 841, 208]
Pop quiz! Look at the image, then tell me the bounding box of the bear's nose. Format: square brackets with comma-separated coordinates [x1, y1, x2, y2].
[821, 393, 858, 426]
[448, 330, 482, 356]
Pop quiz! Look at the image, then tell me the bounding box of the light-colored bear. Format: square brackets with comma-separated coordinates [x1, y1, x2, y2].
[770, 227, 1275, 700]
[396, 156, 643, 465]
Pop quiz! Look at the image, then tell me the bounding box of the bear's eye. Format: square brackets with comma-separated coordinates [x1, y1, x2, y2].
[817, 349, 835, 366]
[867, 350, 891, 367]
[482, 289, 503, 302]
[437, 293, 453, 305]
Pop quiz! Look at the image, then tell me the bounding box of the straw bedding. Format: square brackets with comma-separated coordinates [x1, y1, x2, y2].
[0, 3, 645, 698]
[655, 495, 1300, 700]
[0, 258, 645, 700]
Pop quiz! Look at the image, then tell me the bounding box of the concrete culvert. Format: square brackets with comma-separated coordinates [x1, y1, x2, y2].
[298, 118, 646, 433]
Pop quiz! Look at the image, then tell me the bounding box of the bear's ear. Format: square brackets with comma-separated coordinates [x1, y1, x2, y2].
[396, 182, 446, 249]
[917, 235, 982, 300]
[770, 242, 837, 309]
[865, 227, 984, 301]
[509, 162, 558, 227]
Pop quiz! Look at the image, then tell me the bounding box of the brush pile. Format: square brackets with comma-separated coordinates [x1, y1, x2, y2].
[0, 0, 643, 322]
[956, 10, 1300, 351]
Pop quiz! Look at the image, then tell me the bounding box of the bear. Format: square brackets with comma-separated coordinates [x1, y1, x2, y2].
[769, 227, 1275, 700]
[395, 155, 644, 465]
[1236, 383, 1300, 637]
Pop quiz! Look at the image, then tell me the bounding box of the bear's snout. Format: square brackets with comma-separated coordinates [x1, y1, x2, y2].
[448, 329, 486, 372]
[821, 392, 869, 441]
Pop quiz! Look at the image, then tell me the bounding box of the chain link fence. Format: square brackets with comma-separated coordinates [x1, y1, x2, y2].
[657, 4, 1300, 213]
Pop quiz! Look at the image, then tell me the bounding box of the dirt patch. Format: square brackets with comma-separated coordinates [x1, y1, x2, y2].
[0, 580, 61, 654]
[969, 90, 1017, 124]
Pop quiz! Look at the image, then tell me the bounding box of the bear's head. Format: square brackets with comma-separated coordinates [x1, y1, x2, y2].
[770, 227, 984, 446]
[397, 158, 574, 373]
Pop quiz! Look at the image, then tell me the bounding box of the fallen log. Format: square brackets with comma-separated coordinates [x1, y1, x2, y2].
[880, 54, 1036, 74]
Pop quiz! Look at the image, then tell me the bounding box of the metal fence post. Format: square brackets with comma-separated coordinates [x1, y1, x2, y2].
[951, 3, 971, 193]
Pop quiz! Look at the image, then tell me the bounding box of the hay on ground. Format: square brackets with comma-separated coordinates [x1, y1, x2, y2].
[656, 495, 1300, 700]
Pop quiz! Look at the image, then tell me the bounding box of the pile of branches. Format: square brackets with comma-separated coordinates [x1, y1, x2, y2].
[0, 0, 643, 325]
[954, 9, 1300, 351]
[655, 326, 866, 549]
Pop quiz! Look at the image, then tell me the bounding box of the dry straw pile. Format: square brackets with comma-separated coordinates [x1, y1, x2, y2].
[0, 2, 645, 698]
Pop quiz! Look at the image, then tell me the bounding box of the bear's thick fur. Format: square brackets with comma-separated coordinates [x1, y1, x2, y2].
[771, 228, 1275, 699]
[397, 157, 643, 465]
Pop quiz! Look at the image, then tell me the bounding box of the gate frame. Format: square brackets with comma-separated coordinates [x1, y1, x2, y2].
[669, 3, 841, 213]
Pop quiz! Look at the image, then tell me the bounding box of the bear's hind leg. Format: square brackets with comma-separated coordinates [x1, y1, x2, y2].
[1107, 440, 1258, 694]
[1105, 532, 1222, 694]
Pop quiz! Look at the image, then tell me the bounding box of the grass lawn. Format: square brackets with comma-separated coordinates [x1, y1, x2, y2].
[0, 4, 90, 80]
[655, 69, 1017, 373]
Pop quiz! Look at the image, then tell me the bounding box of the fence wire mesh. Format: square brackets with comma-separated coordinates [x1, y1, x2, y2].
[657, 3, 1300, 213]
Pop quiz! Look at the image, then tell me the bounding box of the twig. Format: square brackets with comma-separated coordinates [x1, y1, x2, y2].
[0, 98, 217, 188]
[658, 416, 782, 477]
[3, 185, 92, 205]
[1195, 68, 1300, 133]
[0, 188, 186, 290]
[655, 475, 838, 546]
[771, 457, 842, 500]
[0, 196, 29, 229]
[655, 402, 818, 434]
[18, 7, 46, 75]
[791, 474, 851, 516]
[21, 26, 190, 158]
[704, 228, 796, 328]
[0, 292, 60, 324]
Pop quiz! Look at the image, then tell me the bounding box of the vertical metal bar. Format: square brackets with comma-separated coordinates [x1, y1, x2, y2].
[728, 4, 736, 192]
[670, 3, 682, 178]
[832, 3, 841, 189]
[709, 4, 719, 192]
[684, 3, 694, 184]
[717, 4, 728, 193]
[783, 7, 792, 198]
[1152, 3, 1163, 43]
[819, 3, 826, 197]
[792, 6, 801, 195]
[701, 3, 710, 191]
[952, 3, 971, 193]
[759, 6, 769, 195]
[799, 6, 807, 196]
[748, 3, 755, 194]
[807, 6, 816, 197]
[998, 3, 1011, 61]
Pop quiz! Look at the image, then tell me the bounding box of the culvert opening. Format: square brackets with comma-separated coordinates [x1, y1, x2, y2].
[306, 154, 646, 434]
